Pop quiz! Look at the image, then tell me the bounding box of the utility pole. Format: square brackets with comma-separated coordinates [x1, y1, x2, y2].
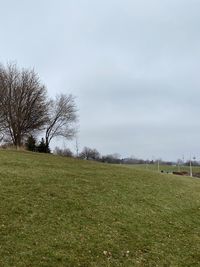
[177, 160, 181, 172]
[75, 137, 79, 158]
[157, 159, 160, 172]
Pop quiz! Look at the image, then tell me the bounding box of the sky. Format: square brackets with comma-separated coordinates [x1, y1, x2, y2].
[0, 0, 200, 161]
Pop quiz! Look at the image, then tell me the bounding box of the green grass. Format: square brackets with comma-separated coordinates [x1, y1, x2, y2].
[0, 150, 200, 266]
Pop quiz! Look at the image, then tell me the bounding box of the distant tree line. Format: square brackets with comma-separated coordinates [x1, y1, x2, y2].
[53, 146, 200, 167]
[0, 63, 77, 151]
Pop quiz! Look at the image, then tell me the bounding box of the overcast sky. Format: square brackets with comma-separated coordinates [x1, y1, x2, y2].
[0, 0, 200, 160]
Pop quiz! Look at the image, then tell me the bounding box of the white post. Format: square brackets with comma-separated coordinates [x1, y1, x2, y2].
[178, 161, 180, 172]
[190, 159, 193, 177]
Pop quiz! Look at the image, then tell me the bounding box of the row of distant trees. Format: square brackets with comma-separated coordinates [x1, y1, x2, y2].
[0, 63, 77, 150]
[53, 147, 200, 166]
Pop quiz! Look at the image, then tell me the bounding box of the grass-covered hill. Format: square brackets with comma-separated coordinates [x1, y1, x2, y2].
[0, 150, 200, 267]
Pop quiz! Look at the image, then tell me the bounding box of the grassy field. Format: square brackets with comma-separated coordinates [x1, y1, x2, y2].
[0, 151, 200, 266]
[123, 163, 200, 174]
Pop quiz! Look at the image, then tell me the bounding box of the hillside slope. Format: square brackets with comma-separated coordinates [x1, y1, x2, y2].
[0, 150, 200, 267]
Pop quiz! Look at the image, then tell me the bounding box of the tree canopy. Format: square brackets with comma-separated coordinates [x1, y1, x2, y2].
[0, 63, 78, 150]
[0, 63, 48, 147]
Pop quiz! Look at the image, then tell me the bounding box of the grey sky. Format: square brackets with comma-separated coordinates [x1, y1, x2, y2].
[0, 0, 200, 160]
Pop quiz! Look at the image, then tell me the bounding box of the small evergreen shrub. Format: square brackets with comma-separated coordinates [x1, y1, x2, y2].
[25, 135, 37, 152]
[37, 138, 50, 153]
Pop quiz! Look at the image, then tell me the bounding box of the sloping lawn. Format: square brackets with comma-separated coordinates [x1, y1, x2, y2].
[0, 150, 200, 266]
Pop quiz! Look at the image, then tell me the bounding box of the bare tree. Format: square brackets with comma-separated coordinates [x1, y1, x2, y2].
[101, 153, 121, 164]
[0, 63, 48, 148]
[54, 146, 73, 157]
[45, 94, 77, 149]
[79, 147, 100, 160]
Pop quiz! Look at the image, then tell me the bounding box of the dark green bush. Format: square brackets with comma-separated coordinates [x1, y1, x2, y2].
[37, 138, 50, 153]
[25, 135, 37, 152]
